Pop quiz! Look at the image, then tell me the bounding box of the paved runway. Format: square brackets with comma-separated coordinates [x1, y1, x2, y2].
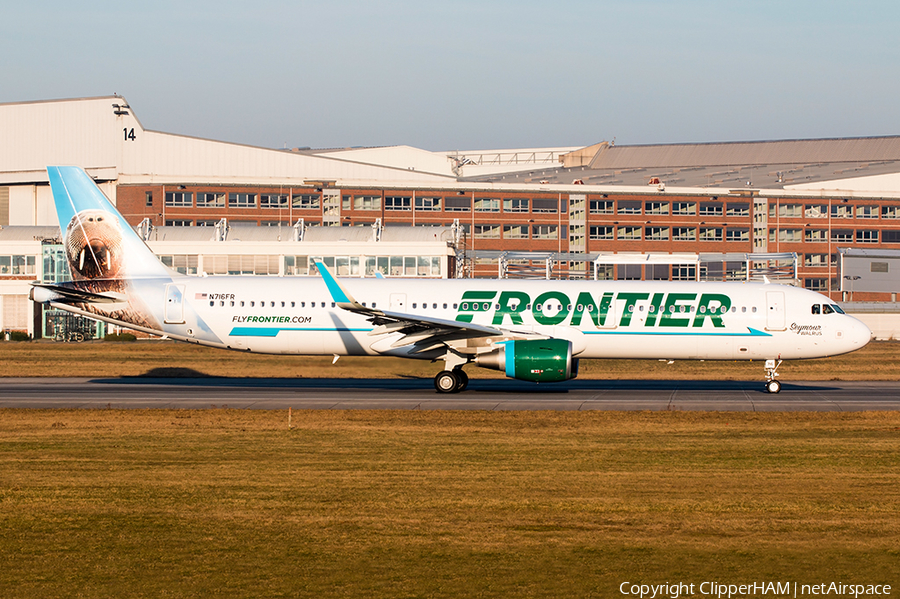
[2, 377, 900, 411]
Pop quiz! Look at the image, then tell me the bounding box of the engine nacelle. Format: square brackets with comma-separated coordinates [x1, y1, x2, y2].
[475, 339, 578, 383]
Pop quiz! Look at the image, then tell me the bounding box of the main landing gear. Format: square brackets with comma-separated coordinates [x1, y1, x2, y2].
[434, 368, 469, 393]
[764, 359, 783, 394]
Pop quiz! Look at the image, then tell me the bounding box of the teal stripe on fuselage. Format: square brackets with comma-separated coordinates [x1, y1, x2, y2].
[230, 327, 373, 337]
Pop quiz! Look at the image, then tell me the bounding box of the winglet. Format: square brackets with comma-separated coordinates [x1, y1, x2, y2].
[314, 260, 361, 308]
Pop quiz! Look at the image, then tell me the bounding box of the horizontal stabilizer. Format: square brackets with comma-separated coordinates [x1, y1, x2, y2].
[30, 283, 123, 305]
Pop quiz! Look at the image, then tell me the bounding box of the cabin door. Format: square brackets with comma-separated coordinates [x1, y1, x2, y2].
[165, 284, 185, 324]
[390, 293, 407, 311]
[765, 291, 785, 331]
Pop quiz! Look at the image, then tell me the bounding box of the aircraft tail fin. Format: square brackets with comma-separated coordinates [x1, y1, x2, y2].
[47, 166, 170, 281]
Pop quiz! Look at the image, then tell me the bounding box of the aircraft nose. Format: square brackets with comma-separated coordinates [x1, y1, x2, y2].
[847, 316, 873, 349]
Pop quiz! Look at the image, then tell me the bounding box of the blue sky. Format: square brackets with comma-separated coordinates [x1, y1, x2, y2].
[3, 1, 899, 150]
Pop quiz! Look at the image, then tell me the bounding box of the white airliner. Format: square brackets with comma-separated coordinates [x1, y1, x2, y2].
[31, 166, 872, 394]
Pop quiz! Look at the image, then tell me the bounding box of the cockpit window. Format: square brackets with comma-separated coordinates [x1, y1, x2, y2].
[831, 304, 845, 314]
[811, 304, 820, 315]
[822, 304, 834, 314]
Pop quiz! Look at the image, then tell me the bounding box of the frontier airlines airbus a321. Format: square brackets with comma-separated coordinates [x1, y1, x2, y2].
[31, 167, 872, 394]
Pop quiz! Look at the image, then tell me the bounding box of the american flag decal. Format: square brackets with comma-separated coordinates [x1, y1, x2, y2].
[195, 293, 207, 299]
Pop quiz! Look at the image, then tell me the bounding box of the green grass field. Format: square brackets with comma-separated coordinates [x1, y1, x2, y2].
[1, 338, 899, 380]
[1, 409, 898, 598]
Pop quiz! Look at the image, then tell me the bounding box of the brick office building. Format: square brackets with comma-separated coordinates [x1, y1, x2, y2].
[4, 96, 900, 303]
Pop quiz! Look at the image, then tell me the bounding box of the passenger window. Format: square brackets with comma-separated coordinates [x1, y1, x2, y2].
[413, 303, 417, 309]
[812, 304, 821, 315]
[443, 303, 447, 309]
[321, 302, 325, 308]
[433, 303, 437, 309]
[742, 307, 747, 313]
[250, 301, 255, 307]
[230, 301, 234, 307]
[372, 302, 377, 308]
[240, 301, 245, 307]
[291, 302, 295, 308]
[220, 301, 225, 307]
[209, 301, 214, 307]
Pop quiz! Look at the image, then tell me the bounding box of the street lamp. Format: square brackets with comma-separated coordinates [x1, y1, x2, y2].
[843, 275, 861, 302]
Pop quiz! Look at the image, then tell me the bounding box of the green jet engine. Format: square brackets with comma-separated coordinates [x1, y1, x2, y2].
[475, 339, 578, 382]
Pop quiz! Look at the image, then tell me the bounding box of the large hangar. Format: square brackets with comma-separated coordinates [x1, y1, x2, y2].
[3, 95, 900, 337]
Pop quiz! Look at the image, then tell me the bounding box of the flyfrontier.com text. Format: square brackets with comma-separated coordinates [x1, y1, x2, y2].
[619, 581, 892, 599]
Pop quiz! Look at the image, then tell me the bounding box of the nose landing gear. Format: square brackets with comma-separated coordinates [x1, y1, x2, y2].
[764, 359, 783, 393]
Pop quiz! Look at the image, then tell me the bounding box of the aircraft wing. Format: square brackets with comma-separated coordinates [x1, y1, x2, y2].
[314, 261, 542, 354]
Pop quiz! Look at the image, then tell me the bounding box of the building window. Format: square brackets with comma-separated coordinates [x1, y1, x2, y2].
[617, 200, 641, 215]
[260, 194, 289, 208]
[589, 200, 613, 214]
[617, 226, 641, 240]
[673, 227, 696, 241]
[882, 206, 900, 219]
[197, 192, 226, 207]
[589, 226, 614, 240]
[165, 220, 192, 226]
[883, 230, 900, 243]
[474, 198, 500, 212]
[385, 196, 411, 211]
[473, 224, 501, 238]
[831, 204, 853, 218]
[204, 255, 279, 275]
[672, 265, 696, 281]
[831, 229, 853, 243]
[532, 225, 558, 240]
[648, 264, 669, 280]
[856, 230, 879, 243]
[532, 198, 561, 213]
[165, 192, 193, 207]
[805, 204, 828, 218]
[726, 228, 749, 242]
[776, 229, 802, 243]
[856, 206, 879, 219]
[444, 196, 470, 212]
[0, 255, 37, 275]
[145, 192, 153, 207]
[503, 198, 529, 212]
[770, 204, 802, 218]
[726, 202, 749, 217]
[415, 196, 441, 211]
[503, 225, 529, 239]
[292, 194, 320, 210]
[805, 278, 828, 292]
[645, 202, 669, 215]
[159, 255, 199, 275]
[645, 227, 669, 241]
[672, 202, 696, 216]
[616, 264, 641, 280]
[805, 229, 827, 242]
[699, 202, 722, 216]
[699, 227, 723, 242]
[228, 193, 256, 208]
[804, 254, 832, 267]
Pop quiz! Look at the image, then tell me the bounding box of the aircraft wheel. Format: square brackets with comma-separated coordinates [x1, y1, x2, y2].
[434, 370, 459, 394]
[454, 369, 469, 392]
[766, 380, 782, 394]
